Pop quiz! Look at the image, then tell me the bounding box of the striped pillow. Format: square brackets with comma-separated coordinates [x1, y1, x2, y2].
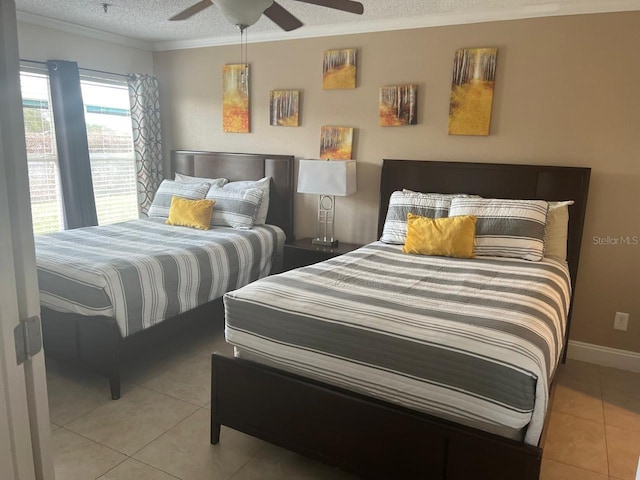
[380, 191, 469, 244]
[174, 172, 228, 187]
[222, 176, 271, 225]
[449, 198, 549, 261]
[148, 180, 211, 218]
[206, 187, 263, 230]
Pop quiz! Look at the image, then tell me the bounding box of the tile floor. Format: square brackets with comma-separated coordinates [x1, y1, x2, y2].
[542, 359, 640, 480]
[47, 319, 640, 480]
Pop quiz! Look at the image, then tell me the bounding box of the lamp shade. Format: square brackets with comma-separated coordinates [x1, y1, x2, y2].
[297, 159, 357, 196]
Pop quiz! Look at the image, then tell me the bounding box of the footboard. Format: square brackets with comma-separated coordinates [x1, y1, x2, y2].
[42, 308, 122, 399]
[42, 299, 226, 400]
[210, 353, 542, 480]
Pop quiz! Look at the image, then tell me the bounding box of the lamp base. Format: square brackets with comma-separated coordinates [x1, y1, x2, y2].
[312, 238, 339, 248]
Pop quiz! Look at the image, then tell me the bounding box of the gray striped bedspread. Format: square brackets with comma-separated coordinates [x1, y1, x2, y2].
[224, 242, 571, 445]
[36, 218, 284, 337]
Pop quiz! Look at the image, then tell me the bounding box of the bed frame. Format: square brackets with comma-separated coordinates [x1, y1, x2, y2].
[41, 150, 295, 400]
[210, 159, 591, 480]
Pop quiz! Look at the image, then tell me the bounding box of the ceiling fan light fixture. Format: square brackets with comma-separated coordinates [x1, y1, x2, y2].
[170, 0, 363, 33]
[216, 0, 274, 27]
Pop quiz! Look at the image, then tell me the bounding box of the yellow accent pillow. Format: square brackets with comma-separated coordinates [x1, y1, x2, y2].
[403, 213, 477, 258]
[166, 196, 215, 230]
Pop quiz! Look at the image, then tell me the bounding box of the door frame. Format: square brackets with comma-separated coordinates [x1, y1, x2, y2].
[0, 1, 54, 478]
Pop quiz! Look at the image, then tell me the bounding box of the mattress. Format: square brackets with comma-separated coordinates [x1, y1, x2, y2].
[36, 218, 284, 337]
[224, 242, 571, 445]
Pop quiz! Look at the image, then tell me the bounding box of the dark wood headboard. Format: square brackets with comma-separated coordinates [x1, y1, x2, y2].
[172, 150, 295, 242]
[378, 160, 591, 359]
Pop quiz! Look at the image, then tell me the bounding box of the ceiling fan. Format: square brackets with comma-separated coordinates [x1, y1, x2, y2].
[170, 0, 365, 32]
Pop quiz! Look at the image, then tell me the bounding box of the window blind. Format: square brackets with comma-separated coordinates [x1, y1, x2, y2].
[80, 80, 138, 225]
[21, 69, 139, 232]
[20, 72, 64, 234]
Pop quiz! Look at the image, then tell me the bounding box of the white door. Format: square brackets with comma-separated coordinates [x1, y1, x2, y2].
[0, 0, 54, 478]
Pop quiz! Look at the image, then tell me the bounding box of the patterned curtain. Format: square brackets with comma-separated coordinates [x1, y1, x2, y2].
[127, 74, 163, 216]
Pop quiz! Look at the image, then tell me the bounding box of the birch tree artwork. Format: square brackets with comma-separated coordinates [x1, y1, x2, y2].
[379, 84, 418, 126]
[223, 64, 250, 133]
[320, 126, 353, 160]
[448, 48, 497, 136]
[269, 90, 299, 126]
[323, 48, 357, 89]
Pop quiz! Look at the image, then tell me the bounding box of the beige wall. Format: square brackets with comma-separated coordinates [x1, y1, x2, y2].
[17, 22, 153, 74]
[154, 12, 640, 353]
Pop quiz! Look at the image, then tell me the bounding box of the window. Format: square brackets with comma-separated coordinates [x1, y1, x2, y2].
[20, 69, 139, 233]
[21, 71, 64, 234]
[80, 79, 138, 225]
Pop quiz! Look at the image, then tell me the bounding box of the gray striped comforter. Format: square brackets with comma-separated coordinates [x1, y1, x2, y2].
[36, 218, 284, 337]
[224, 242, 571, 445]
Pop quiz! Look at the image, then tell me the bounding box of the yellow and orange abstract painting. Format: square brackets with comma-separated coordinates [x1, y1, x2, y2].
[448, 48, 497, 136]
[223, 64, 249, 133]
[320, 126, 353, 160]
[323, 49, 357, 90]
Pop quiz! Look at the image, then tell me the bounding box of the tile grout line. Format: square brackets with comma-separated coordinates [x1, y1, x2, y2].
[550, 409, 606, 427]
[128, 406, 204, 458]
[228, 442, 270, 480]
[119, 456, 183, 480]
[128, 407, 212, 480]
[89, 406, 202, 479]
[51, 356, 211, 478]
[55, 425, 129, 480]
[62, 387, 198, 456]
[598, 365, 612, 478]
[57, 425, 127, 458]
[93, 455, 129, 480]
[555, 360, 640, 479]
[56, 381, 149, 429]
[48, 379, 114, 428]
[543, 457, 612, 477]
[56, 400, 109, 428]
[137, 381, 209, 409]
[547, 367, 611, 477]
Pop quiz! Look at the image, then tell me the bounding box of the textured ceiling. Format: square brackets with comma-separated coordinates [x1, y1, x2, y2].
[15, 0, 640, 49]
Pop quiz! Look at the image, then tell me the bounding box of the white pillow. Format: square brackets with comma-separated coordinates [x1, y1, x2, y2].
[223, 177, 271, 225]
[543, 201, 574, 261]
[205, 187, 264, 230]
[174, 172, 228, 187]
[449, 198, 549, 261]
[380, 190, 469, 244]
[148, 180, 211, 218]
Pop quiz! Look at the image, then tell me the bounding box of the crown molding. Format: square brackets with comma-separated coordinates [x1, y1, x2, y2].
[16, 11, 153, 51]
[16, 1, 640, 53]
[153, 0, 640, 51]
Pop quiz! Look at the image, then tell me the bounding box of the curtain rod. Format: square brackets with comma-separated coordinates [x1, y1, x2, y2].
[19, 59, 131, 79]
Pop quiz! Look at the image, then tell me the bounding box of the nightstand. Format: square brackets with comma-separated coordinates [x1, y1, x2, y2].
[283, 238, 363, 271]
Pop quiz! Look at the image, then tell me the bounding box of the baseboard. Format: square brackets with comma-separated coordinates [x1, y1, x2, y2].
[567, 340, 640, 373]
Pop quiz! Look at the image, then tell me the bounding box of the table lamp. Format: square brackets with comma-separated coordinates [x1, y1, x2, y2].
[297, 159, 357, 247]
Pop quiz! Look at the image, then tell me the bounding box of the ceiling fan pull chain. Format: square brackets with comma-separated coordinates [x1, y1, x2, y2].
[240, 26, 248, 86]
[244, 27, 248, 77]
[245, 28, 250, 87]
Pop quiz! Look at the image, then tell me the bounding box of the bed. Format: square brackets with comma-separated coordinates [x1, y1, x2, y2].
[210, 159, 591, 480]
[39, 150, 294, 400]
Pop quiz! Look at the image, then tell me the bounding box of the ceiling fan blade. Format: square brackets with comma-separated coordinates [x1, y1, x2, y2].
[169, 0, 213, 21]
[294, 0, 364, 15]
[263, 2, 304, 31]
